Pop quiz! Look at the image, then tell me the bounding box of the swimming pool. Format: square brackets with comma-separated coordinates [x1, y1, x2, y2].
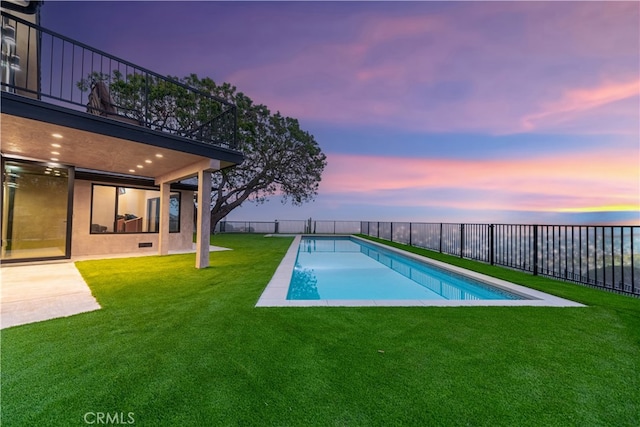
[256, 235, 585, 307]
[289, 236, 522, 300]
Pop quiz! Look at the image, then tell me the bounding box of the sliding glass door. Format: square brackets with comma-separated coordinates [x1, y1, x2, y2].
[1, 159, 73, 262]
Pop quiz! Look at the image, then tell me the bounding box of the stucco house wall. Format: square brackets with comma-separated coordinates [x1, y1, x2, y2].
[71, 180, 194, 257]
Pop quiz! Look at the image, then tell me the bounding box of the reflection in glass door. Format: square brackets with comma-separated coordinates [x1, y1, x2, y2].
[1, 159, 72, 261]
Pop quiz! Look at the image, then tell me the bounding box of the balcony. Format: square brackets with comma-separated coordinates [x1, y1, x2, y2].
[1, 11, 237, 150]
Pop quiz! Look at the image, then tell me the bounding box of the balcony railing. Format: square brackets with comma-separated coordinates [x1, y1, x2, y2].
[1, 11, 237, 149]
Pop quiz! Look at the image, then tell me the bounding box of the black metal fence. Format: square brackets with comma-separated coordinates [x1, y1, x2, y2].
[1, 11, 237, 149]
[217, 219, 640, 297]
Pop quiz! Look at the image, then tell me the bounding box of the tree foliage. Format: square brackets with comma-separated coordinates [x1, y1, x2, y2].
[78, 73, 327, 228]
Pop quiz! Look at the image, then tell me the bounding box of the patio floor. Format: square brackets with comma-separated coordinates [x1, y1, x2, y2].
[1, 245, 230, 329]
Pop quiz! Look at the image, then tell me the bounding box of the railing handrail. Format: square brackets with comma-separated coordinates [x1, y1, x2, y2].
[1, 11, 235, 108]
[1, 11, 237, 149]
[222, 219, 639, 227]
[358, 221, 639, 227]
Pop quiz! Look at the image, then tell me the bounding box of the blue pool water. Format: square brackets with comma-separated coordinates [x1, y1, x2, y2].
[286, 237, 524, 301]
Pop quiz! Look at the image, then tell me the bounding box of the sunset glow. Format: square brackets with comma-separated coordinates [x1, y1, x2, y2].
[317, 151, 639, 214]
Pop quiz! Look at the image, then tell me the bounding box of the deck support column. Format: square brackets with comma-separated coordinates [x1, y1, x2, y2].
[195, 169, 212, 269]
[155, 158, 220, 269]
[158, 182, 171, 256]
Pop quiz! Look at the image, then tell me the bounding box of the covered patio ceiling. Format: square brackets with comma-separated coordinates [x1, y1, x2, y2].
[1, 93, 243, 181]
[2, 114, 218, 179]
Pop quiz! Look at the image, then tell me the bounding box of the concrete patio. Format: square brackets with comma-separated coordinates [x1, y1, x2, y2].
[1, 262, 100, 329]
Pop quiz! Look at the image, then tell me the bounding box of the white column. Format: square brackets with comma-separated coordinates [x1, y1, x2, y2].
[195, 170, 212, 268]
[158, 182, 170, 255]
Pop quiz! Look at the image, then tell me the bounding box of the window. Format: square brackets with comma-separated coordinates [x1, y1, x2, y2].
[146, 194, 181, 233]
[90, 184, 180, 234]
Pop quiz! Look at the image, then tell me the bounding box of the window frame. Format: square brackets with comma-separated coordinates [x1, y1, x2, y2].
[145, 193, 181, 233]
[89, 183, 181, 235]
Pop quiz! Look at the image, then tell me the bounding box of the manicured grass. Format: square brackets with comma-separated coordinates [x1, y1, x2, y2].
[2, 234, 640, 426]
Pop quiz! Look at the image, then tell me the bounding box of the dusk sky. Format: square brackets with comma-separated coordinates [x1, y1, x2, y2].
[41, 1, 640, 225]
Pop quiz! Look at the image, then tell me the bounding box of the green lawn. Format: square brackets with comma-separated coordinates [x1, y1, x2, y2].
[2, 234, 639, 426]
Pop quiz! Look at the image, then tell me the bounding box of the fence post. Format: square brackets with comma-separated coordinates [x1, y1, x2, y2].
[439, 223, 443, 253]
[489, 224, 495, 265]
[391, 222, 394, 242]
[631, 227, 635, 294]
[460, 223, 465, 258]
[377, 222, 380, 238]
[409, 222, 413, 246]
[274, 220, 279, 234]
[533, 225, 539, 276]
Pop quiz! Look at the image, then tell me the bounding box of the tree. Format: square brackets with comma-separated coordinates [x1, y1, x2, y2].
[79, 73, 327, 230]
[177, 76, 326, 230]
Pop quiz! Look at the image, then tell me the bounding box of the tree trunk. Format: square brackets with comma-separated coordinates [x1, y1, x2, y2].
[210, 210, 229, 234]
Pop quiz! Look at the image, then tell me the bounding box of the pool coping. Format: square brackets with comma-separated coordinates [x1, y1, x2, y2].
[255, 235, 586, 307]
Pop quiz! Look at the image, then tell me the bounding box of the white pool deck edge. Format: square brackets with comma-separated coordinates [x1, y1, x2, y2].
[255, 235, 586, 308]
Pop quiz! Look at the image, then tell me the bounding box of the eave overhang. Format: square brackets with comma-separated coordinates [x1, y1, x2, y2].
[0, 0, 42, 14]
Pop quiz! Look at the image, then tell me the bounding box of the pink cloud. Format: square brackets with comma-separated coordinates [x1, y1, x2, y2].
[359, 14, 445, 44]
[319, 151, 640, 213]
[520, 79, 640, 132]
[225, 2, 638, 136]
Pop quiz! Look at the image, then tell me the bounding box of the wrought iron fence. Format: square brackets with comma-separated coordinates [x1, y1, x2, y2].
[217, 219, 640, 297]
[1, 11, 237, 149]
[365, 221, 639, 297]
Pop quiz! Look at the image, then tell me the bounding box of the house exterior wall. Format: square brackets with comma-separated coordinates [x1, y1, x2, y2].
[71, 180, 194, 257]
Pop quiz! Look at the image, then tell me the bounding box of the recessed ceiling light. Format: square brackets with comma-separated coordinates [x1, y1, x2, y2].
[51, 143, 61, 148]
[51, 151, 60, 155]
[129, 169, 136, 173]
[136, 165, 143, 169]
[44, 171, 51, 175]
[145, 159, 152, 164]
[51, 157, 59, 161]
[52, 133, 63, 139]
[155, 154, 163, 158]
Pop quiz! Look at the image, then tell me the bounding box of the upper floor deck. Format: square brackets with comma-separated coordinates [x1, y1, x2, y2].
[1, 10, 237, 151]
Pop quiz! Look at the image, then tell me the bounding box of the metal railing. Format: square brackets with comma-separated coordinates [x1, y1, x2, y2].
[1, 11, 237, 149]
[216, 219, 640, 297]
